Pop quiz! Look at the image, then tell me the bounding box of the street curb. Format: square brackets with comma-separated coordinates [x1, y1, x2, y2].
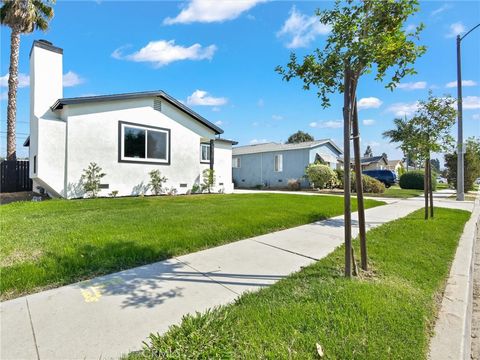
[429, 192, 480, 360]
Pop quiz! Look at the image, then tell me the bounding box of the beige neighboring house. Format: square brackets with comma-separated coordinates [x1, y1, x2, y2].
[386, 159, 404, 175]
[359, 155, 388, 171]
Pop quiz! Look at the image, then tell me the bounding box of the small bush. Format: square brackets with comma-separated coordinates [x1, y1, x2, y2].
[80, 162, 106, 198]
[191, 184, 201, 194]
[149, 170, 168, 195]
[287, 179, 301, 191]
[399, 170, 437, 190]
[352, 174, 385, 194]
[202, 169, 216, 193]
[305, 164, 336, 190]
[109, 190, 119, 198]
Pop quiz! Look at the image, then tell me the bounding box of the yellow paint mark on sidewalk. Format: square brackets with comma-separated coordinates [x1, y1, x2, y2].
[80, 277, 125, 303]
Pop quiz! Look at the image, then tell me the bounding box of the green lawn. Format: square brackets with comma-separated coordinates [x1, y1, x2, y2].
[0, 194, 383, 299]
[366, 185, 424, 198]
[126, 207, 470, 360]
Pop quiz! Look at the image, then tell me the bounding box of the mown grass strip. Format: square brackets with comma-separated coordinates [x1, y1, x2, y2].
[126, 207, 470, 360]
[0, 194, 382, 299]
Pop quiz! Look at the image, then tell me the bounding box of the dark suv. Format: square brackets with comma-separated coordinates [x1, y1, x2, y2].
[363, 170, 397, 188]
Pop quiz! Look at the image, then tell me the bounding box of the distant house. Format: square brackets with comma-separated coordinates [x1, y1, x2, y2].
[232, 140, 343, 188]
[386, 159, 404, 175]
[359, 155, 388, 170]
[25, 40, 236, 198]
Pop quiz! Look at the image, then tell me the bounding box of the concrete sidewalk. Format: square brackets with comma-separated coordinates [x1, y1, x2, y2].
[1, 195, 473, 360]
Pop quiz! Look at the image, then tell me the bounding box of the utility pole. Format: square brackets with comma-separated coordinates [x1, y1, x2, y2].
[456, 23, 480, 201]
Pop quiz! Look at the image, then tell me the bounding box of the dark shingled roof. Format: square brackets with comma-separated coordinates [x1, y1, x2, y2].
[51, 90, 224, 135]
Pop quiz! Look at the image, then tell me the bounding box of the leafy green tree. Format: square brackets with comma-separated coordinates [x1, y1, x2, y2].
[364, 146, 373, 158]
[1, 0, 55, 160]
[276, 0, 425, 276]
[384, 117, 419, 170]
[202, 169, 215, 194]
[81, 162, 106, 198]
[149, 169, 167, 195]
[286, 131, 314, 144]
[445, 137, 480, 191]
[430, 158, 440, 174]
[384, 92, 456, 218]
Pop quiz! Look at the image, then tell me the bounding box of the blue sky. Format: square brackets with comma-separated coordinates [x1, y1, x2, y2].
[1, 0, 479, 161]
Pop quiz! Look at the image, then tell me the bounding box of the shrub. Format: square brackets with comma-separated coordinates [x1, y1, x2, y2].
[287, 179, 301, 191]
[399, 170, 437, 191]
[149, 170, 168, 195]
[191, 184, 201, 194]
[305, 164, 336, 190]
[352, 174, 385, 194]
[202, 169, 216, 193]
[80, 162, 106, 198]
[109, 190, 119, 198]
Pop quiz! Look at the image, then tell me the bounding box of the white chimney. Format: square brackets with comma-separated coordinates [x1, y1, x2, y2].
[30, 40, 63, 119]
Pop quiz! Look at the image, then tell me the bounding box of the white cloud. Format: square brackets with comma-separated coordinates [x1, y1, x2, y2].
[112, 40, 217, 67]
[431, 4, 451, 17]
[186, 89, 227, 106]
[397, 81, 427, 90]
[357, 97, 383, 110]
[366, 141, 380, 148]
[272, 114, 283, 121]
[250, 138, 269, 144]
[63, 71, 84, 87]
[0, 73, 30, 88]
[309, 120, 342, 129]
[472, 114, 480, 120]
[446, 22, 465, 38]
[257, 98, 264, 107]
[0, 91, 7, 100]
[164, 0, 266, 25]
[387, 102, 419, 116]
[463, 96, 480, 110]
[362, 119, 375, 126]
[445, 80, 477, 88]
[405, 24, 417, 32]
[214, 120, 223, 126]
[252, 121, 259, 127]
[277, 6, 331, 48]
[211, 107, 221, 112]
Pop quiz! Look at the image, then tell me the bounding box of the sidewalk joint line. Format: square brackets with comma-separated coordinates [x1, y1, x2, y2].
[174, 257, 241, 296]
[252, 239, 320, 261]
[25, 297, 40, 360]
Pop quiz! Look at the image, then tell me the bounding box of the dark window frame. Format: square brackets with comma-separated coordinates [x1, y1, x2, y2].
[118, 121, 171, 165]
[200, 142, 211, 164]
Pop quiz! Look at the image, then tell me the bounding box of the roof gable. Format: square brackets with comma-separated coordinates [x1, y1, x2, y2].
[233, 139, 343, 156]
[51, 90, 223, 135]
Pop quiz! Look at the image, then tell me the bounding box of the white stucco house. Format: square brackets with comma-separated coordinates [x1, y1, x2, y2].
[25, 40, 236, 199]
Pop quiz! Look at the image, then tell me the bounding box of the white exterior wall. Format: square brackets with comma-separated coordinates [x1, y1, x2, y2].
[29, 42, 64, 196]
[60, 98, 232, 198]
[213, 141, 234, 193]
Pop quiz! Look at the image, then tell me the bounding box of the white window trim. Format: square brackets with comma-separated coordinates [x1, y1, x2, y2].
[200, 143, 211, 163]
[232, 157, 241, 168]
[119, 122, 170, 164]
[274, 154, 283, 172]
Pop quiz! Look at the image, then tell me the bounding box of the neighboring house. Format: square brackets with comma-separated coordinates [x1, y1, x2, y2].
[358, 155, 389, 171]
[386, 159, 404, 175]
[232, 140, 343, 188]
[25, 40, 236, 199]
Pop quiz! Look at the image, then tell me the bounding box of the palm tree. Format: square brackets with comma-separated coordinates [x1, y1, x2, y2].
[0, 0, 54, 160]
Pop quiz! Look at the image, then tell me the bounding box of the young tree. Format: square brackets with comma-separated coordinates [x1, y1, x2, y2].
[385, 92, 456, 218]
[276, 0, 425, 276]
[286, 130, 314, 144]
[445, 137, 480, 191]
[1, 0, 55, 160]
[148, 169, 167, 195]
[364, 146, 373, 158]
[430, 158, 440, 174]
[81, 162, 106, 198]
[383, 117, 419, 170]
[202, 169, 215, 194]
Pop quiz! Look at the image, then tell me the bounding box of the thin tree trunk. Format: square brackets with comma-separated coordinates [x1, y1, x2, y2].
[7, 29, 20, 161]
[428, 156, 434, 218]
[343, 66, 352, 278]
[352, 98, 367, 271]
[424, 158, 429, 220]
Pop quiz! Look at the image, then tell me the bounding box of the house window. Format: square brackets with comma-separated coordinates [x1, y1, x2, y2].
[33, 155, 37, 174]
[201, 143, 210, 163]
[119, 122, 170, 164]
[232, 157, 241, 168]
[274, 154, 283, 172]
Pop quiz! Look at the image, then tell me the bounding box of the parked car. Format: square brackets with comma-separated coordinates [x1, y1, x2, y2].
[363, 170, 397, 188]
[436, 176, 447, 184]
